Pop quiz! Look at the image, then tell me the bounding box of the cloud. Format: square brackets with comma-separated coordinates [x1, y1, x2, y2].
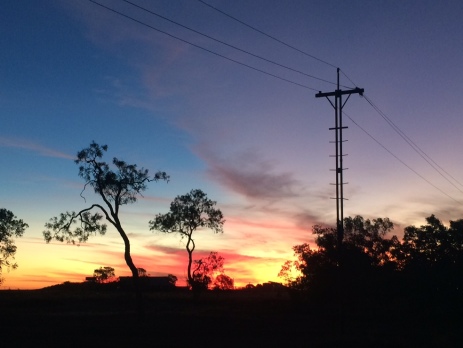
[198, 147, 303, 201]
[293, 210, 328, 232]
[0, 137, 74, 160]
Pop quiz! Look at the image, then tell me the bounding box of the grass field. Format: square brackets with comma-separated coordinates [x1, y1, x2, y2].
[1, 284, 461, 347]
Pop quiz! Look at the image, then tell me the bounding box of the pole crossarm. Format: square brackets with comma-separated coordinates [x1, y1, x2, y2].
[315, 68, 364, 247]
[315, 87, 364, 98]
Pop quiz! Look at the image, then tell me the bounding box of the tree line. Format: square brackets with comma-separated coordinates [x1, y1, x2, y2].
[279, 215, 463, 306]
[2, 141, 462, 309]
[1, 142, 231, 295]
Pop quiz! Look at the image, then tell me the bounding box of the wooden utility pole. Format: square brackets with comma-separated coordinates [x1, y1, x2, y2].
[315, 68, 364, 248]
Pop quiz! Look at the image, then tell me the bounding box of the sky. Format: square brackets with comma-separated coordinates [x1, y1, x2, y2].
[1, 0, 462, 289]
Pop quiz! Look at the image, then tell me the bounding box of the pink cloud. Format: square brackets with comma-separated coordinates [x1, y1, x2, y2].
[0, 137, 74, 160]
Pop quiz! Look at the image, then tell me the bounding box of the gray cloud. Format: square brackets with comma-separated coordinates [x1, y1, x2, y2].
[199, 148, 303, 201]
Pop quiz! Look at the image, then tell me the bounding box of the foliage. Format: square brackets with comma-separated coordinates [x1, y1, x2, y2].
[149, 189, 224, 289]
[43, 141, 169, 282]
[401, 214, 463, 266]
[43, 210, 107, 245]
[93, 266, 117, 283]
[0, 208, 28, 285]
[137, 268, 148, 277]
[399, 215, 463, 296]
[281, 214, 463, 305]
[213, 274, 234, 290]
[279, 215, 398, 293]
[167, 274, 178, 286]
[190, 251, 224, 290]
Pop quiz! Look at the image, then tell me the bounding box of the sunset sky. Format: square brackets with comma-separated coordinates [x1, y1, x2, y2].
[2, 0, 462, 289]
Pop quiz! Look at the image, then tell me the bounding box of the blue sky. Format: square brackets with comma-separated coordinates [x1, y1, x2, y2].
[1, 0, 462, 288]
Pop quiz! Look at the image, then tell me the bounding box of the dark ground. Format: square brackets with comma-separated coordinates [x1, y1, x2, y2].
[1, 285, 462, 347]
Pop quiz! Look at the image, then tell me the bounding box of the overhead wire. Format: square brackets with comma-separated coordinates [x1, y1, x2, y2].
[339, 69, 358, 89]
[122, 0, 337, 87]
[196, 0, 360, 91]
[89, 0, 320, 91]
[337, 61, 463, 193]
[340, 68, 463, 194]
[344, 111, 462, 205]
[196, 0, 339, 70]
[362, 94, 463, 193]
[90, 0, 462, 205]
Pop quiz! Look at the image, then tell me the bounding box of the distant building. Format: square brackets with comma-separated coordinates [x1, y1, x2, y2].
[118, 276, 176, 291]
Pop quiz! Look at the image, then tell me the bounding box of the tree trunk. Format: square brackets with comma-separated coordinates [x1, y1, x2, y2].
[117, 224, 143, 318]
[187, 249, 193, 285]
[186, 235, 195, 287]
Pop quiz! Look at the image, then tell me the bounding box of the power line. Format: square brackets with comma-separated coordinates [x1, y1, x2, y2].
[89, 0, 320, 91]
[362, 94, 463, 193]
[345, 111, 463, 205]
[339, 69, 358, 89]
[122, 0, 337, 87]
[196, 0, 339, 70]
[90, 0, 462, 206]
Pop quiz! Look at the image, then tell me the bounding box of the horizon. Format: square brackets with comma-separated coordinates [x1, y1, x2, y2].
[2, 0, 462, 289]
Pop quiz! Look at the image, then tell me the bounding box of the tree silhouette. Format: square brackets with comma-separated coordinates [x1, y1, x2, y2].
[282, 213, 463, 308]
[43, 142, 169, 305]
[213, 273, 234, 290]
[137, 268, 148, 277]
[0, 208, 28, 285]
[149, 189, 224, 290]
[400, 215, 463, 299]
[93, 266, 117, 283]
[191, 251, 224, 290]
[280, 215, 399, 297]
[167, 274, 178, 286]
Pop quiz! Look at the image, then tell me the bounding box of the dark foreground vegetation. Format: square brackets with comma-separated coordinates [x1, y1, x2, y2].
[1, 282, 462, 347]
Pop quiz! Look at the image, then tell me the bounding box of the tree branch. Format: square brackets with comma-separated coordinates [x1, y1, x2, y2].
[43, 204, 110, 245]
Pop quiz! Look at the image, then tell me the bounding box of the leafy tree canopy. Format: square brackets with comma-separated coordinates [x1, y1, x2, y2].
[43, 142, 169, 316]
[213, 274, 234, 290]
[191, 251, 224, 289]
[137, 268, 148, 277]
[280, 215, 398, 291]
[150, 189, 224, 289]
[0, 208, 28, 285]
[93, 266, 117, 283]
[281, 214, 463, 303]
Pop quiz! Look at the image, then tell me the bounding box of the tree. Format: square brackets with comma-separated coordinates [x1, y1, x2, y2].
[149, 189, 224, 289]
[280, 215, 399, 296]
[93, 266, 116, 283]
[137, 268, 148, 277]
[400, 215, 463, 297]
[43, 142, 169, 295]
[167, 274, 178, 286]
[401, 215, 463, 266]
[0, 208, 28, 285]
[191, 251, 224, 290]
[213, 274, 234, 290]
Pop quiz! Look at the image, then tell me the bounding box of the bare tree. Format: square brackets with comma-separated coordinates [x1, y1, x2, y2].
[149, 189, 224, 290]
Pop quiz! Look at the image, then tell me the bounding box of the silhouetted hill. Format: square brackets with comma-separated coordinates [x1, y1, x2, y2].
[1, 285, 461, 347]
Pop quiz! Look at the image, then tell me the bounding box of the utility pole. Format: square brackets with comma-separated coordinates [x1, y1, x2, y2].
[315, 68, 364, 248]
